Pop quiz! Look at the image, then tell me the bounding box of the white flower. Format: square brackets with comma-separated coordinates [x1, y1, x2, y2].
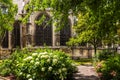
[47, 59, 51, 63]
[16, 63, 19, 67]
[41, 55, 49, 59]
[38, 54, 41, 58]
[40, 52, 47, 55]
[45, 55, 49, 58]
[53, 55, 58, 58]
[53, 59, 58, 64]
[41, 67, 45, 71]
[41, 55, 45, 58]
[27, 56, 33, 60]
[28, 78, 33, 80]
[30, 60, 34, 64]
[27, 74, 31, 78]
[49, 53, 53, 56]
[19, 72, 22, 75]
[58, 69, 62, 73]
[35, 58, 39, 61]
[44, 52, 47, 54]
[48, 67, 52, 71]
[35, 62, 39, 65]
[62, 64, 65, 66]
[32, 53, 38, 57]
[62, 68, 67, 71]
[23, 56, 32, 61]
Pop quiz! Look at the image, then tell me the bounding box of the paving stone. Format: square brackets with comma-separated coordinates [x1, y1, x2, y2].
[73, 65, 99, 80]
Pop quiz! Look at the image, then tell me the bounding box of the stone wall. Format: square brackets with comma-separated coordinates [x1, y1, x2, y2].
[1, 47, 120, 59]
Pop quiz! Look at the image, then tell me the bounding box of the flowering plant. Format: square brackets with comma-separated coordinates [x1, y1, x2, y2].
[96, 54, 120, 80]
[0, 48, 76, 80]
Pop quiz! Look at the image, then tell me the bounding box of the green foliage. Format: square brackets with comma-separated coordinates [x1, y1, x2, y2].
[0, 48, 29, 76]
[67, 0, 120, 54]
[0, 0, 17, 46]
[96, 54, 120, 80]
[97, 50, 116, 61]
[23, 0, 83, 30]
[0, 48, 76, 80]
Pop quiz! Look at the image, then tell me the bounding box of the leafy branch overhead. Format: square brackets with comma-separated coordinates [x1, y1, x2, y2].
[23, 0, 82, 25]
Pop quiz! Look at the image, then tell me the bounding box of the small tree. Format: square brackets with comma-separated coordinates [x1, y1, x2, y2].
[68, 0, 120, 55]
[67, 13, 102, 55]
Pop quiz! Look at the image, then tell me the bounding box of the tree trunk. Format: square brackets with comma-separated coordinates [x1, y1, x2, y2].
[0, 45, 2, 59]
[94, 46, 97, 56]
[93, 44, 97, 59]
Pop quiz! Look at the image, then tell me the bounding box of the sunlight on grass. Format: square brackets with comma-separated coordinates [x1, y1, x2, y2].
[73, 58, 93, 66]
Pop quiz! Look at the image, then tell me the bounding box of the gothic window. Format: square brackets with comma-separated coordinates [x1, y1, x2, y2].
[2, 31, 8, 48]
[12, 21, 21, 48]
[60, 19, 71, 46]
[35, 13, 52, 46]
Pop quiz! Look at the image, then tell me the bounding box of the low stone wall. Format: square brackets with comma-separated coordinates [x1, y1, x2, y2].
[0, 49, 12, 59]
[72, 48, 94, 59]
[71, 47, 120, 59]
[0, 47, 120, 59]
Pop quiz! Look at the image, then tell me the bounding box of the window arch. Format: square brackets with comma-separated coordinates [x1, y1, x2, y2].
[34, 13, 52, 46]
[60, 19, 71, 46]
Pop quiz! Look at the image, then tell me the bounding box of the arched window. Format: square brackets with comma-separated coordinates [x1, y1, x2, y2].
[12, 21, 21, 48]
[2, 31, 8, 48]
[60, 19, 71, 46]
[35, 13, 52, 46]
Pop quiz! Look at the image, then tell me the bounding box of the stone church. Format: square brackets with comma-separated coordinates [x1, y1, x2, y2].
[2, 0, 74, 49]
[1, 0, 102, 58]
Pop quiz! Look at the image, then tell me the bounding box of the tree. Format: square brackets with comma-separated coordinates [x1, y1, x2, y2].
[68, 0, 120, 54]
[23, 0, 120, 55]
[0, 0, 17, 49]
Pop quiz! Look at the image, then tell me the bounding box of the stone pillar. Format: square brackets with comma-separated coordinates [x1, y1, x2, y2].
[52, 24, 56, 46]
[29, 14, 34, 46]
[69, 12, 74, 37]
[55, 31, 60, 46]
[21, 23, 26, 48]
[8, 31, 12, 49]
[26, 22, 32, 47]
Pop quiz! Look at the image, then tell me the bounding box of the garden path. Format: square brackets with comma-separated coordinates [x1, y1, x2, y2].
[0, 65, 99, 80]
[73, 65, 99, 80]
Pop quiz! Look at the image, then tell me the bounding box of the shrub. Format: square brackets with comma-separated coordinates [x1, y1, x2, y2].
[96, 54, 120, 80]
[97, 50, 116, 61]
[0, 48, 76, 80]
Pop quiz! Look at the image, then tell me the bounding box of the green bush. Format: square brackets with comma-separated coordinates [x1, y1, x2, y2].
[96, 54, 120, 80]
[0, 48, 76, 80]
[97, 50, 116, 61]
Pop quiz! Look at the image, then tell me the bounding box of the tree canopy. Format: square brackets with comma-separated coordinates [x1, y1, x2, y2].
[23, 0, 120, 53]
[68, 0, 120, 49]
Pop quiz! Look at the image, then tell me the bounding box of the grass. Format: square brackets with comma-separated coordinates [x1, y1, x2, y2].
[73, 58, 93, 66]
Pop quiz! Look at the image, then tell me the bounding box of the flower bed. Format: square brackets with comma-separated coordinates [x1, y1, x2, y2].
[95, 54, 120, 80]
[0, 49, 76, 80]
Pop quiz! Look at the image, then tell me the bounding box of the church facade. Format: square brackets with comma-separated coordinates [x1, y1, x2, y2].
[1, 0, 108, 58]
[2, 0, 74, 49]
